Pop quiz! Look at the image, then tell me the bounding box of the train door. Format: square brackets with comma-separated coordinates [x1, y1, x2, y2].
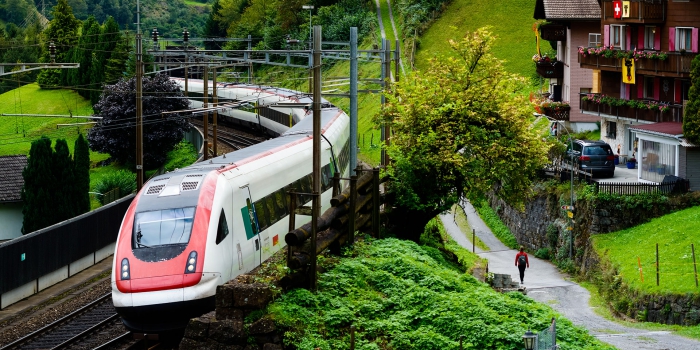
[240, 185, 262, 270]
[213, 181, 234, 284]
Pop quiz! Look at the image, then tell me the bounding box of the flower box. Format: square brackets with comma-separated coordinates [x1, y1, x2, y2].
[536, 61, 563, 79]
[543, 106, 570, 121]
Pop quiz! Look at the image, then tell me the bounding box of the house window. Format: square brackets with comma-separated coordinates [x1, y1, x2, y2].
[611, 25, 626, 49]
[676, 27, 693, 51]
[681, 80, 691, 101]
[589, 33, 601, 47]
[644, 26, 655, 50]
[644, 76, 654, 98]
[607, 121, 617, 139]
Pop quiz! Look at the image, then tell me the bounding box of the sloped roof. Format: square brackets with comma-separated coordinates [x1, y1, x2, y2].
[534, 0, 601, 20]
[630, 122, 683, 136]
[0, 155, 27, 202]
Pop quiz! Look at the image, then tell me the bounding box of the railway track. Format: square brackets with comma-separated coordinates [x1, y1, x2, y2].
[0, 293, 127, 350]
[189, 119, 264, 154]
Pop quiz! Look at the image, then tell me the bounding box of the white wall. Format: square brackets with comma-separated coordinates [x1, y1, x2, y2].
[0, 202, 23, 241]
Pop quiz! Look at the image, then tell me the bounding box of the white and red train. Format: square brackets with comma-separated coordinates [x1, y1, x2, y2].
[111, 82, 350, 332]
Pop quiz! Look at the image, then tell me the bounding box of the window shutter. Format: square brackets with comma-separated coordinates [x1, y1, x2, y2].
[604, 25, 610, 47]
[654, 77, 660, 100]
[675, 80, 682, 103]
[626, 27, 631, 50]
[654, 28, 661, 50]
[638, 27, 645, 50]
[692, 28, 698, 53]
[637, 77, 645, 99]
[669, 27, 676, 51]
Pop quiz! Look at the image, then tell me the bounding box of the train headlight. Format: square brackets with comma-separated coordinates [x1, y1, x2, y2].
[185, 251, 197, 274]
[121, 258, 130, 280]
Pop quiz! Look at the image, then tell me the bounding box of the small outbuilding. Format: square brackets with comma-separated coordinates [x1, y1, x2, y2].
[0, 155, 27, 242]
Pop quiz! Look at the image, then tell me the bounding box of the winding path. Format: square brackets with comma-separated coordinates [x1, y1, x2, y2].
[440, 199, 700, 350]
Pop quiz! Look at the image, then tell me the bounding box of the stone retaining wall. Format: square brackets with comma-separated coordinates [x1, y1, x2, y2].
[179, 275, 284, 350]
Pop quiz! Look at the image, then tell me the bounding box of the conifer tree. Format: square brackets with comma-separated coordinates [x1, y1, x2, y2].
[684, 56, 700, 145]
[74, 134, 91, 214]
[21, 137, 55, 234]
[53, 139, 77, 221]
[36, 0, 80, 89]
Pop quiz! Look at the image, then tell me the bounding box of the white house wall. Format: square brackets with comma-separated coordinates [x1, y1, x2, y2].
[0, 202, 23, 241]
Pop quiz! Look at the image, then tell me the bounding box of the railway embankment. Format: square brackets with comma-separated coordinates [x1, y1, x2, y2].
[485, 181, 700, 326]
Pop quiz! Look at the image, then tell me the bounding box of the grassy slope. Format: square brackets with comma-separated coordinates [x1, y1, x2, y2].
[414, 0, 536, 78]
[592, 206, 700, 294]
[0, 83, 99, 158]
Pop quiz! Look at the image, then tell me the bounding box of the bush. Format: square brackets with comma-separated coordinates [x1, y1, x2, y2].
[93, 170, 136, 204]
[535, 247, 551, 260]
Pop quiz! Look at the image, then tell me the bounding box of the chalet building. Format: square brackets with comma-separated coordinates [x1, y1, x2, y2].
[0, 155, 27, 242]
[534, 0, 601, 132]
[575, 0, 700, 186]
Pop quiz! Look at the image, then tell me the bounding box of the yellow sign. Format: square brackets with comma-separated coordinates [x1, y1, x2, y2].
[567, 211, 573, 219]
[622, 1, 630, 18]
[567, 226, 573, 231]
[622, 58, 635, 84]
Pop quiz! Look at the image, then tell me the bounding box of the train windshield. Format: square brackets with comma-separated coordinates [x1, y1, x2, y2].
[132, 207, 196, 249]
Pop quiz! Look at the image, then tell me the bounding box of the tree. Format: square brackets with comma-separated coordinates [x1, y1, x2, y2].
[66, 16, 100, 94]
[90, 16, 121, 104]
[21, 137, 55, 234]
[53, 139, 77, 221]
[375, 28, 549, 241]
[203, 0, 228, 50]
[103, 30, 130, 84]
[684, 55, 700, 145]
[74, 133, 91, 214]
[36, 0, 80, 89]
[87, 73, 192, 168]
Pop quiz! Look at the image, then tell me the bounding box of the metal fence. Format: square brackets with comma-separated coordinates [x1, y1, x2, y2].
[536, 318, 558, 350]
[596, 179, 690, 195]
[0, 194, 134, 295]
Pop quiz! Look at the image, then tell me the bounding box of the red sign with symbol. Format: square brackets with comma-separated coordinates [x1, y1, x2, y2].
[613, 1, 622, 19]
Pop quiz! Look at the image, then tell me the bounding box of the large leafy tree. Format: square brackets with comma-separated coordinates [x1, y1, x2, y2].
[684, 55, 700, 145]
[87, 73, 192, 168]
[375, 28, 549, 241]
[36, 0, 80, 89]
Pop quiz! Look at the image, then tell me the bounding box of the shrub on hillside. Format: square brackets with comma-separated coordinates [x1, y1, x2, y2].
[93, 170, 136, 204]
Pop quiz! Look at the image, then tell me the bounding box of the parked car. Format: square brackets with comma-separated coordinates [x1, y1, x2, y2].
[566, 140, 615, 178]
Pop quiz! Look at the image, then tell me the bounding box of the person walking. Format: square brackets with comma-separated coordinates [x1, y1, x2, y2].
[515, 246, 529, 284]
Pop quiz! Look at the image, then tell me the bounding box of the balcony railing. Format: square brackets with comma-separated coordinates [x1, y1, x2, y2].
[542, 106, 570, 121]
[602, 0, 665, 23]
[535, 61, 563, 79]
[539, 24, 566, 42]
[578, 51, 696, 77]
[579, 93, 683, 123]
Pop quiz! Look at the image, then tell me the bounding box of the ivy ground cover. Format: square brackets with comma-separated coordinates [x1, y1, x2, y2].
[268, 238, 614, 349]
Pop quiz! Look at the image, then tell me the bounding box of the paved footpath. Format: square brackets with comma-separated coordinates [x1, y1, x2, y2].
[440, 199, 700, 350]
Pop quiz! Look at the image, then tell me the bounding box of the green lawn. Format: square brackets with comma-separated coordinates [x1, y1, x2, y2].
[414, 0, 536, 78]
[592, 206, 700, 294]
[0, 83, 99, 159]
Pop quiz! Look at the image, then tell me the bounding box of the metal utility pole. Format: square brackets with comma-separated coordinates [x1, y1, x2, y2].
[383, 38, 391, 166]
[135, 0, 144, 190]
[183, 28, 189, 97]
[213, 67, 218, 156]
[310, 25, 322, 291]
[350, 27, 358, 175]
[203, 64, 209, 160]
[380, 39, 386, 166]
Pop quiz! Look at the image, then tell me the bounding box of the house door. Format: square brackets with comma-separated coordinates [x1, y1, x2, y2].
[627, 128, 637, 159]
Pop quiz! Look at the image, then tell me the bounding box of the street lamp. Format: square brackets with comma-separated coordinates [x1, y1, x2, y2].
[522, 329, 537, 350]
[302, 5, 314, 44]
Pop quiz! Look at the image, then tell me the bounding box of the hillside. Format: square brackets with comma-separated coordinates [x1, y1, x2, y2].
[414, 0, 537, 78]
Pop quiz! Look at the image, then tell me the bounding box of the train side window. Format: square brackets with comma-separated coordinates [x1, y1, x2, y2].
[274, 190, 288, 216]
[254, 200, 270, 231]
[321, 165, 331, 191]
[300, 175, 312, 203]
[215, 209, 229, 245]
[265, 195, 279, 225]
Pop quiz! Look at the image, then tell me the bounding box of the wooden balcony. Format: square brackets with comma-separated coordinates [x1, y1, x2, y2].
[542, 106, 570, 121]
[578, 52, 697, 78]
[579, 94, 684, 123]
[539, 24, 566, 42]
[602, 0, 665, 24]
[536, 61, 563, 79]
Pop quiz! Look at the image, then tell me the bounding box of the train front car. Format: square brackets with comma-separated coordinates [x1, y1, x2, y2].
[111, 170, 222, 333]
